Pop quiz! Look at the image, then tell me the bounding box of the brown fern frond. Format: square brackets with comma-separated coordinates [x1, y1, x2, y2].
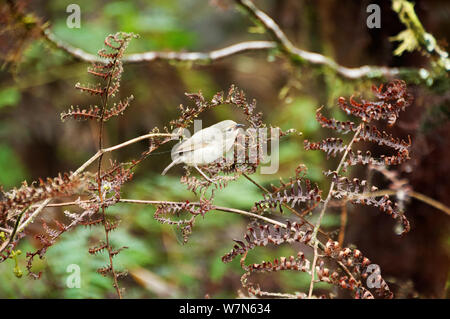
[25, 207, 94, 277]
[60, 105, 102, 122]
[240, 251, 311, 298]
[240, 253, 375, 299]
[345, 150, 410, 168]
[97, 264, 113, 276]
[170, 85, 264, 130]
[87, 67, 110, 79]
[105, 219, 120, 232]
[222, 221, 312, 263]
[103, 95, 134, 121]
[323, 240, 393, 298]
[316, 107, 358, 134]
[104, 34, 122, 50]
[75, 82, 104, 96]
[338, 80, 412, 125]
[358, 124, 411, 152]
[304, 138, 347, 158]
[89, 242, 108, 255]
[326, 172, 410, 235]
[64, 32, 136, 128]
[0, 172, 88, 220]
[110, 246, 128, 258]
[253, 175, 321, 214]
[87, 161, 134, 207]
[97, 49, 119, 59]
[180, 174, 239, 195]
[107, 78, 121, 97]
[80, 217, 103, 227]
[153, 199, 213, 243]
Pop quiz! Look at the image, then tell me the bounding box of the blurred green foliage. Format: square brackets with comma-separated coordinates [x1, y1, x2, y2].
[0, 144, 28, 188]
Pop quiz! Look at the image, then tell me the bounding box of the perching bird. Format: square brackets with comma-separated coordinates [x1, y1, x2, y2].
[162, 120, 244, 181]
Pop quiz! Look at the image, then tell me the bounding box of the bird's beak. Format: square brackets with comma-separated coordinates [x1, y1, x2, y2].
[235, 123, 245, 128]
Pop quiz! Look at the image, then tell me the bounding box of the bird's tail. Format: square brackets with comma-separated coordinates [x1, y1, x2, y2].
[161, 157, 183, 176]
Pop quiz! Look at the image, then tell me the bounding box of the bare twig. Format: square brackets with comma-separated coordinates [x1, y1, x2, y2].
[40, 14, 416, 80]
[30, 198, 288, 229]
[43, 28, 276, 64]
[235, 0, 411, 79]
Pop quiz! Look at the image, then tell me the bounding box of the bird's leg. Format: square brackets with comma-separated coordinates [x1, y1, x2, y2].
[194, 165, 215, 183]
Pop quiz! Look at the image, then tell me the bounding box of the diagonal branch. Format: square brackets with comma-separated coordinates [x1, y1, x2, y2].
[43, 28, 277, 64]
[40, 18, 417, 80]
[235, 0, 412, 80]
[7, 0, 425, 80]
[15, 132, 177, 234]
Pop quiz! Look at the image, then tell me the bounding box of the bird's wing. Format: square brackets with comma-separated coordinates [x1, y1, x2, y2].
[173, 129, 217, 154]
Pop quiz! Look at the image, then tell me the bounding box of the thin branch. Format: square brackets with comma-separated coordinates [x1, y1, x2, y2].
[40, 19, 416, 81]
[16, 132, 178, 233]
[43, 28, 276, 64]
[235, 0, 411, 79]
[31, 198, 288, 229]
[37, 197, 362, 290]
[125, 41, 277, 63]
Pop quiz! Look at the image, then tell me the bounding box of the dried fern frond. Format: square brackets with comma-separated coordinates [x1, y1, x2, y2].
[225, 219, 391, 298]
[170, 85, 263, 130]
[0, 172, 89, 220]
[240, 252, 376, 299]
[24, 161, 133, 278]
[316, 107, 358, 134]
[25, 205, 96, 278]
[222, 221, 313, 263]
[89, 242, 108, 255]
[338, 80, 412, 125]
[326, 171, 410, 235]
[323, 240, 393, 299]
[240, 251, 311, 299]
[253, 174, 321, 214]
[358, 124, 411, 152]
[61, 32, 137, 122]
[304, 138, 347, 158]
[304, 81, 413, 237]
[60, 105, 102, 122]
[153, 199, 213, 243]
[103, 95, 134, 121]
[345, 149, 410, 168]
